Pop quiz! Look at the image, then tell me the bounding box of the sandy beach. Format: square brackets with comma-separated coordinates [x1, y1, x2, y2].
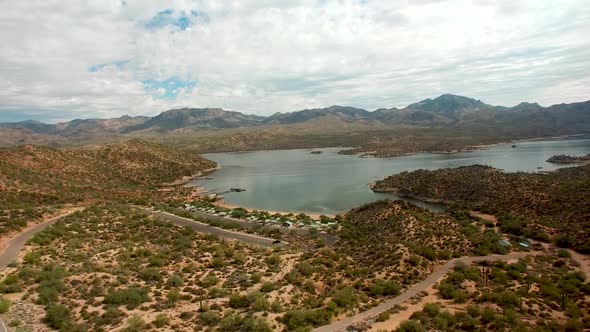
[212, 199, 337, 219]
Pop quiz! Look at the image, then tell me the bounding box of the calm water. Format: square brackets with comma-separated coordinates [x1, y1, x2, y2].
[191, 138, 590, 215]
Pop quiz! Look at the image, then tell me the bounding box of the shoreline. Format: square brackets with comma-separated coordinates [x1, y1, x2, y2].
[169, 166, 221, 186]
[211, 199, 337, 219]
[182, 166, 339, 218]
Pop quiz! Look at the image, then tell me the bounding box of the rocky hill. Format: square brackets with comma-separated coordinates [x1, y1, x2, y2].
[0, 139, 216, 207]
[372, 165, 590, 253]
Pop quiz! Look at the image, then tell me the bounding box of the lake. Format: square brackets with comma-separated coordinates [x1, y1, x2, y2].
[191, 138, 590, 215]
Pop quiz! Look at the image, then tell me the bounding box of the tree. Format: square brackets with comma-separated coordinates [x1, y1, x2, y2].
[495, 291, 519, 315]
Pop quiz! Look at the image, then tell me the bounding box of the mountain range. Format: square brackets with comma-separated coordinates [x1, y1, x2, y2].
[1, 94, 589, 147]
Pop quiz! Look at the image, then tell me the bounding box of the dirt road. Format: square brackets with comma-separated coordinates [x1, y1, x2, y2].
[313, 252, 535, 332]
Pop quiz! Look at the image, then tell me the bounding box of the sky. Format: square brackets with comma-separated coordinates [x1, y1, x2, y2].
[1, 0, 589, 123]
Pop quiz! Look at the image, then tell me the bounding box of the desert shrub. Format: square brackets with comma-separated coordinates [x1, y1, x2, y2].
[260, 282, 275, 293]
[199, 311, 221, 326]
[452, 290, 469, 303]
[265, 254, 281, 267]
[376, 310, 391, 322]
[229, 293, 251, 309]
[423, 303, 441, 317]
[166, 274, 184, 287]
[480, 307, 496, 324]
[138, 268, 161, 282]
[466, 305, 480, 317]
[564, 318, 583, 332]
[153, 313, 169, 328]
[437, 283, 456, 299]
[250, 272, 262, 283]
[166, 289, 180, 303]
[201, 274, 219, 287]
[397, 319, 426, 332]
[332, 286, 357, 308]
[555, 234, 573, 248]
[229, 292, 264, 309]
[122, 315, 146, 332]
[0, 298, 10, 313]
[100, 306, 123, 325]
[252, 294, 270, 312]
[282, 309, 332, 330]
[104, 287, 149, 308]
[270, 300, 283, 313]
[45, 304, 71, 329]
[368, 279, 401, 297]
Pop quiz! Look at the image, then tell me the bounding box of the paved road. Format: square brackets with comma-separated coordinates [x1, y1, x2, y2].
[313, 252, 535, 332]
[0, 209, 82, 269]
[184, 208, 340, 246]
[143, 209, 284, 248]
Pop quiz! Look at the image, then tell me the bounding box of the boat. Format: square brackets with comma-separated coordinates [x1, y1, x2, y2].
[230, 188, 246, 192]
[310, 151, 323, 154]
[512, 144, 518, 148]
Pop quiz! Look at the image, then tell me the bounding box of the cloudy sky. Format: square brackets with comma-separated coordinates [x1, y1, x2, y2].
[1, 0, 589, 123]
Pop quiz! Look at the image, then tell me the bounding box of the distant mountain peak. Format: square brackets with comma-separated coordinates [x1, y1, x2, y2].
[406, 94, 490, 115]
[511, 102, 543, 112]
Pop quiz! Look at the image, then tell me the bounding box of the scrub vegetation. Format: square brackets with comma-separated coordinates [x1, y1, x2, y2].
[372, 165, 590, 253]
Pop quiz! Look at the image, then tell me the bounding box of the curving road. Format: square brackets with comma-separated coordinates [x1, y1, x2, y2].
[313, 252, 536, 332]
[0, 206, 282, 272]
[0, 209, 83, 269]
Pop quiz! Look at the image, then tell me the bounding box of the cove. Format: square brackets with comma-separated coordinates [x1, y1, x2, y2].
[190, 138, 590, 215]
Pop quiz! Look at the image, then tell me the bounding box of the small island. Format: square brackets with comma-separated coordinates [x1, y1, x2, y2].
[546, 154, 590, 164]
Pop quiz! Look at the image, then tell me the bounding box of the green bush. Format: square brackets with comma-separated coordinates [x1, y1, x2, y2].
[423, 303, 440, 317]
[397, 319, 426, 332]
[153, 313, 169, 328]
[166, 274, 184, 287]
[282, 308, 332, 330]
[265, 254, 281, 267]
[122, 315, 146, 332]
[452, 290, 469, 303]
[0, 298, 10, 313]
[437, 283, 456, 299]
[45, 304, 71, 330]
[199, 311, 221, 326]
[260, 282, 275, 293]
[369, 279, 400, 297]
[138, 268, 162, 282]
[376, 311, 391, 322]
[332, 286, 357, 308]
[104, 287, 150, 308]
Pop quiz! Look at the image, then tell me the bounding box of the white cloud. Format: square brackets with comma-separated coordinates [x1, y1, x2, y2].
[0, 0, 589, 122]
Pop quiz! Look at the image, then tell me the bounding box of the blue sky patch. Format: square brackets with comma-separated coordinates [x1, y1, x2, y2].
[145, 9, 209, 31]
[142, 78, 196, 100]
[88, 60, 128, 72]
